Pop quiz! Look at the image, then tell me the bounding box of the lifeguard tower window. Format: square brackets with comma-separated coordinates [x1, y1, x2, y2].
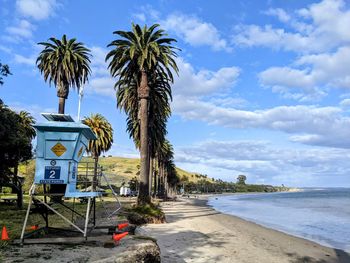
[42, 113, 75, 122]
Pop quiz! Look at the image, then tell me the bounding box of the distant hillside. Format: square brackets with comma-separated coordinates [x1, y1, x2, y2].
[82, 156, 214, 186]
[19, 156, 214, 188]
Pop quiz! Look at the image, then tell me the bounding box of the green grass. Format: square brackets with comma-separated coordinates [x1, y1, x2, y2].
[0, 197, 118, 240]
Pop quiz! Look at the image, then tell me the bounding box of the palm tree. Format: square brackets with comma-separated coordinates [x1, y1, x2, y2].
[82, 114, 113, 189]
[156, 139, 175, 198]
[106, 24, 179, 205]
[19, 111, 36, 140]
[118, 74, 172, 197]
[36, 35, 91, 114]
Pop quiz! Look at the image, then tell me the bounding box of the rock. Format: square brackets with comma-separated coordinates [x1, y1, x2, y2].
[94, 240, 161, 263]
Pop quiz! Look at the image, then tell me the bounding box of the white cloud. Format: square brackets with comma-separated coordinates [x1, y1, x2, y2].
[162, 13, 231, 52]
[0, 45, 12, 53]
[233, 0, 350, 53]
[86, 46, 115, 97]
[5, 19, 35, 40]
[173, 96, 350, 148]
[233, 24, 323, 53]
[87, 77, 115, 97]
[340, 98, 350, 107]
[89, 46, 110, 76]
[259, 46, 350, 100]
[173, 57, 240, 97]
[264, 8, 291, 23]
[14, 53, 36, 66]
[175, 139, 350, 186]
[132, 13, 146, 22]
[16, 0, 58, 20]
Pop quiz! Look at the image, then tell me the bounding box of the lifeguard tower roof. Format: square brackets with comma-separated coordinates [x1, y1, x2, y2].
[35, 113, 96, 140]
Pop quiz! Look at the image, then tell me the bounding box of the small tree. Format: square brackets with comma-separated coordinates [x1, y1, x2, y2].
[0, 102, 34, 208]
[82, 114, 113, 190]
[237, 175, 247, 185]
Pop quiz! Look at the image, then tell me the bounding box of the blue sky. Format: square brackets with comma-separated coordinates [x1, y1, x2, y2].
[1, 0, 350, 187]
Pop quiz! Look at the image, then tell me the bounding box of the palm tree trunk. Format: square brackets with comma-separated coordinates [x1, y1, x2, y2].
[138, 70, 151, 205]
[58, 97, 65, 114]
[93, 154, 99, 191]
[149, 155, 153, 195]
[153, 159, 157, 198]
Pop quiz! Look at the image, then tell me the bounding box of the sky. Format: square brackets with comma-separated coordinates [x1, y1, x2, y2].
[1, 0, 350, 187]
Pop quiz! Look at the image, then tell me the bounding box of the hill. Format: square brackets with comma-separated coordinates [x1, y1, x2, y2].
[81, 156, 213, 185]
[19, 156, 214, 189]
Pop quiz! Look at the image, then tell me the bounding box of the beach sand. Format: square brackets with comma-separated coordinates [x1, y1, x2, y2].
[143, 196, 350, 263]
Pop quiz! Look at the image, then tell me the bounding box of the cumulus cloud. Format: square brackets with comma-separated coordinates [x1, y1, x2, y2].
[13, 53, 36, 66]
[340, 98, 350, 107]
[5, 19, 35, 40]
[16, 0, 58, 20]
[162, 13, 231, 52]
[259, 46, 350, 100]
[175, 139, 350, 186]
[233, 0, 350, 53]
[173, 97, 350, 148]
[263, 8, 291, 23]
[173, 57, 240, 97]
[85, 46, 115, 97]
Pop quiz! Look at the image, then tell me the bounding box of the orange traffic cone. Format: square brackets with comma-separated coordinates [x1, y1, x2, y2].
[112, 231, 128, 243]
[1, 226, 9, 241]
[117, 223, 129, 230]
[29, 225, 39, 231]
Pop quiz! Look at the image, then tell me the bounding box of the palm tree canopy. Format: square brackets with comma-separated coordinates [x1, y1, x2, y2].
[36, 35, 91, 98]
[19, 111, 36, 139]
[82, 114, 113, 158]
[106, 23, 179, 84]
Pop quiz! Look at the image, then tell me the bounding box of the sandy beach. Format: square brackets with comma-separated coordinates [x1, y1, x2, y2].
[143, 196, 350, 263]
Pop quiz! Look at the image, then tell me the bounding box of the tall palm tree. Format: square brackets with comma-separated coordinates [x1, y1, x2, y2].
[106, 23, 178, 205]
[118, 73, 172, 197]
[36, 35, 91, 114]
[156, 139, 175, 197]
[82, 114, 113, 189]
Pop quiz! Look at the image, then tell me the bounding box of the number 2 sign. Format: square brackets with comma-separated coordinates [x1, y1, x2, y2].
[44, 166, 61, 180]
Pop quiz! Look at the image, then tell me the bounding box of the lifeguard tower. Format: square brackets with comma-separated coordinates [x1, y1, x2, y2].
[20, 113, 121, 244]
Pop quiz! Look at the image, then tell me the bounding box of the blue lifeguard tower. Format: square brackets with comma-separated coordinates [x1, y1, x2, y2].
[20, 113, 121, 243]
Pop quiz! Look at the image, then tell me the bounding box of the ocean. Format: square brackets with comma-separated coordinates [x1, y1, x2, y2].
[208, 188, 350, 252]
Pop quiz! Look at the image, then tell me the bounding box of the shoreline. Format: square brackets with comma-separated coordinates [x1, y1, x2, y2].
[143, 195, 350, 263]
[206, 191, 349, 252]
